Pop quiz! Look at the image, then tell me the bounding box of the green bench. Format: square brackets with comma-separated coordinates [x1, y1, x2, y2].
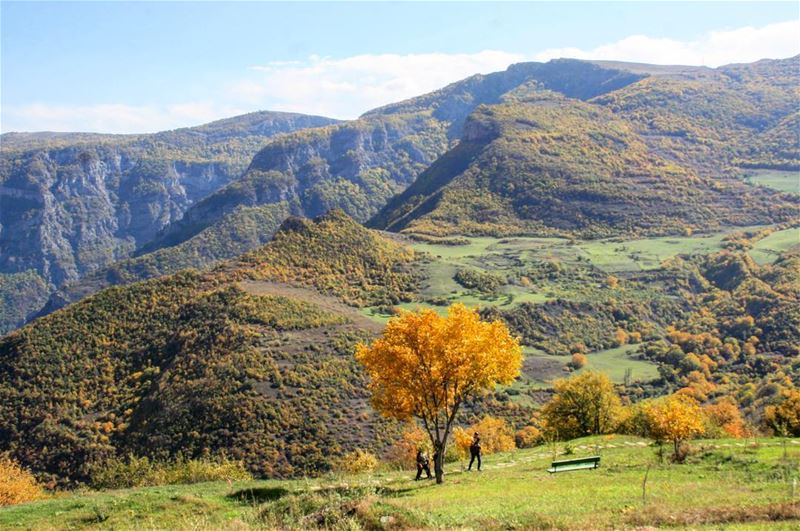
[547, 455, 600, 473]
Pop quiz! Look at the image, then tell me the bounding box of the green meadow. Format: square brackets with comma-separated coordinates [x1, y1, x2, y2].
[744, 170, 800, 195]
[3, 436, 798, 530]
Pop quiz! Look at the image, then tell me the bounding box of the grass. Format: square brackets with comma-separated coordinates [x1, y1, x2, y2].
[511, 345, 659, 394]
[744, 170, 800, 195]
[3, 436, 798, 530]
[749, 226, 800, 265]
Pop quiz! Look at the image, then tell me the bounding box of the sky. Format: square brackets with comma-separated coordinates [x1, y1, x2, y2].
[1, 1, 798, 134]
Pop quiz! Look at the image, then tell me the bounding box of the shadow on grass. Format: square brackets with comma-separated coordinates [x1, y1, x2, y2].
[228, 487, 290, 504]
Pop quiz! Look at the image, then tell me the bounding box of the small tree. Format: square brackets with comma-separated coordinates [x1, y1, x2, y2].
[453, 416, 515, 459]
[356, 304, 522, 483]
[764, 389, 800, 437]
[541, 371, 622, 439]
[647, 394, 704, 462]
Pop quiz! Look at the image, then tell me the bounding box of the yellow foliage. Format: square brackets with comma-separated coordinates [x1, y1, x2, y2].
[334, 449, 379, 475]
[453, 416, 515, 458]
[606, 275, 620, 289]
[764, 389, 800, 436]
[646, 394, 704, 461]
[614, 328, 628, 346]
[0, 455, 43, 506]
[514, 425, 542, 448]
[541, 371, 622, 439]
[356, 304, 522, 452]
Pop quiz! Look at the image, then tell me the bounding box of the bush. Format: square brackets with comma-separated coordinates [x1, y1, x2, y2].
[541, 371, 622, 439]
[703, 398, 749, 438]
[453, 269, 505, 293]
[646, 394, 704, 463]
[0, 455, 43, 506]
[453, 416, 516, 459]
[568, 353, 588, 369]
[515, 426, 542, 448]
[385, 425, 430, 469]
[90, 454, 252, 489]
[333, 449, 379, 475]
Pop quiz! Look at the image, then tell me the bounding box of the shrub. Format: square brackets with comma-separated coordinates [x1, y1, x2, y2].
[764, 389, 800, 436]
[646, 394, 704, 463]
[703, 398, 749, 438]
[515, 426, 542, 448]
[453, 269, 504, 293]
[385, 425, 431, 469]
[568, 353, 588, 369]
[0, 455, 43, 506]
[90, 454, 252, 489]
[334, 449, 379, 475]
[454, 416, 516, 458]
[541, 371, 623, 439]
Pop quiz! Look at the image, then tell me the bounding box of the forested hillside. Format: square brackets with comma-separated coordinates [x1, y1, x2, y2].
[0, 112, 337, 333]
[0, 211, 420, 485]
[371, 57, 799, 236]
[146, 60, 646, 252]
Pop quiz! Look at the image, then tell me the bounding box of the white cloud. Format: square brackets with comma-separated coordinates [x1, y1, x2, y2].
[533, 20, 800, 67]
[228, 50, 526, 119]
[3, 20, 797, 134]
[1, 101, 247, 135]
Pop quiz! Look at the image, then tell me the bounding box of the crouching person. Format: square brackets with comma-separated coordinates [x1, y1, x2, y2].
[415, 448, 432, 480]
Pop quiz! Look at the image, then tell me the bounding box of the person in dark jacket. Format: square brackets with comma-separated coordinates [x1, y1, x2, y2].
[468, 432, 482, 471]
[415, 448, 432, 480]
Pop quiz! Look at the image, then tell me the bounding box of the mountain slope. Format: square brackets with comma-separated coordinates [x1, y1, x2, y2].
[370, 58, 800, 237]
[144, 60, 646, 253]
[36, 203, 292, 318]
[0, 111, 338, 288]
[0, 211, 420, 484]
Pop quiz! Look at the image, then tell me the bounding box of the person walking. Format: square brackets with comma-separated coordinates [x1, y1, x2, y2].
[468, 432, 482, 471]
[415, 448, 432, 480]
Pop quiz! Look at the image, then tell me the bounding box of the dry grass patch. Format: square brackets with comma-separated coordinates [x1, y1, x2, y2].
[627, 501, 800, 527]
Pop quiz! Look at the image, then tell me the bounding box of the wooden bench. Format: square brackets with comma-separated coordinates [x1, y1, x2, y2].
[547, 455, 600, 473]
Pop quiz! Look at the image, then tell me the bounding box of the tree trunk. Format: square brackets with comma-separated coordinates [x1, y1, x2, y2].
[434, 449, 444, 484]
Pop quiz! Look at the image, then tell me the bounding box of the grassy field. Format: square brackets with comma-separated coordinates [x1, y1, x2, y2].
[744, 170, 800, 195]
[750, 226, 800, 265]
[3, 436, 798, 530]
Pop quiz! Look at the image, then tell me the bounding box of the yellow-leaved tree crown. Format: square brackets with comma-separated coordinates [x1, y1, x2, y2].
[356, 303, 522, 483]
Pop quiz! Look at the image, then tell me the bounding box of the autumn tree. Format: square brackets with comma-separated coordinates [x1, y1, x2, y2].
[764, 389, 800, 437]
[646, 394, 704, 462]
[453, 416, 515, 459]
[541, 371, 622, 439]
[703, 397, 748, 438]
[356, 304, 522, 483]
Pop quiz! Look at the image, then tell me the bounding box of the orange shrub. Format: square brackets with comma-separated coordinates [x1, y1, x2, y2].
[614, 328, 629, 346]
[704, 398, 748, 438]
[515, 425, 542, 448]
[569, 353, 588, 369]
[0, 455, 43, 506]
[385, 424, 430, 469]
[454, 416, 516, 458]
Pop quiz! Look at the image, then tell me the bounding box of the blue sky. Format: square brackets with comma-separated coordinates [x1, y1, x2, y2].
[2, 1, 798, 133]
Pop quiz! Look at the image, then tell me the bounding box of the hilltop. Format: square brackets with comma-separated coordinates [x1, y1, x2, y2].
[0, 211, 420, 485]
[143, 59, 644, 255]
[4, 57, 798, 336]
[370, 57, 799, 237]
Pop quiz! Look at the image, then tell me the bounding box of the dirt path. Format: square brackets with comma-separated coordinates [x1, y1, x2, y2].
[237, 280, 384, 334]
